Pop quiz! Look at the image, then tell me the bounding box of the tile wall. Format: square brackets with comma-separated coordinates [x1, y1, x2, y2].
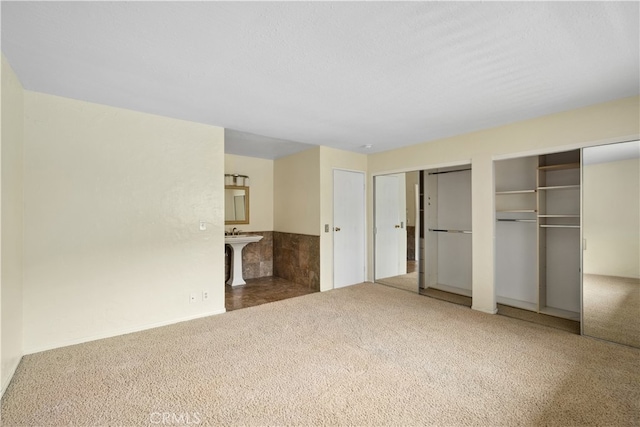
[273, 232, 320, 291]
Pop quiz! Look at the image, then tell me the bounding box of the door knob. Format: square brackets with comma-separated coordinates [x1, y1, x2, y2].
[395, 224, 401, 228]
[334, 227, 341, 232]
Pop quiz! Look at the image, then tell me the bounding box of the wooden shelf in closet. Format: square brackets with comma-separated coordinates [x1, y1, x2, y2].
[537, 162, 580, 171]
[495, 189, 537, 195]
[498, 209, 537, 213]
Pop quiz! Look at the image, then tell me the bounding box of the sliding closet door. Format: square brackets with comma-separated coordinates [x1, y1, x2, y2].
[582, 140, 640, 347]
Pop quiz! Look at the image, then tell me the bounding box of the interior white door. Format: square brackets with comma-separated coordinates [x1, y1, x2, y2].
[375, 174, 406, 280]
[333, 169, 365, 288]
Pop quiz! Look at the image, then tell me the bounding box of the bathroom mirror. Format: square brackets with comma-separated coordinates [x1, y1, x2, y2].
[225, 186, 250, 225]
[582, 140, 639, 348]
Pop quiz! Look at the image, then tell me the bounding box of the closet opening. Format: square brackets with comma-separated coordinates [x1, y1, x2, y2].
[494, 149, 581, 334]
[418, 165, 473, 307]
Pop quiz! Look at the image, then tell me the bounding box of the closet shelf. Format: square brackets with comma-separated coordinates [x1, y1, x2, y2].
[497, 209, 537, 213]
[537, 162, 580, 171]
[537, 185, 580, 190]
[540, 224, 580, 229]
[497, 219, 536, 223]
[495, 189, 536, 195]
[538, 214, 579, 218]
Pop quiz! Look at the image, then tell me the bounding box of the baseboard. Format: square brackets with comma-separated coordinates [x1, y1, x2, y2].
[1, 356, 23, 398]
[25, 308, 227, 355]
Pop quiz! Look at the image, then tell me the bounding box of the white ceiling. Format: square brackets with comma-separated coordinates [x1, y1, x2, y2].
[2, 2, 639, 159]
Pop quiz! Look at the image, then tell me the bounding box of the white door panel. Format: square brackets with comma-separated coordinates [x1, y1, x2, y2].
[333, 170, 365, 288]
[375, 174, 407, 280]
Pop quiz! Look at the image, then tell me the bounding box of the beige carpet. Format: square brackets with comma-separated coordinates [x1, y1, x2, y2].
[376, 271, 418, 293]
[583, 274, 640, 348]
[2, 283, 639, 426]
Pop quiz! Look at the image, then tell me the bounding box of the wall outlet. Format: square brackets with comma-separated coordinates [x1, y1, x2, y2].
[189, 293, 198, 303]
[202, 290, 209, 301]
[199, 221, 207, 231]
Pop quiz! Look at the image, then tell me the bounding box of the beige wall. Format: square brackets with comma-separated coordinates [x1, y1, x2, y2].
[368, 96, 640, 313]
[224, 154, 274, 232]
[319, 146, 368, 291]
[584, 157, 640, 278]
[274, 147, 321, 236]
[22, 91, 225, 353]
[1, 56, 24, 395]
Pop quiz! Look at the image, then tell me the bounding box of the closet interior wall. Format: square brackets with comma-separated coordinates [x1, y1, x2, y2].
[420, 166, 472, 297]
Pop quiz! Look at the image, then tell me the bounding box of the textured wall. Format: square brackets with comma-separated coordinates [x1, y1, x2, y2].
[224, 154, 274, 232]
[274, 147, 320, 236]
[1, 55, 24, 395]
[22, 91, 225, 353]
[584, 157, 640, 278]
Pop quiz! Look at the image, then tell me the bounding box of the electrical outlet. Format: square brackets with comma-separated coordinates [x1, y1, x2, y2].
[199, 221, 207, 231]
[189, 293, 198, 303]
[202, 290, 209, 301]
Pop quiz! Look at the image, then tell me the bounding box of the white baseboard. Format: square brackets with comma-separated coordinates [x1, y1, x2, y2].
[25, 308, 227, 355]
[1, 356, 23, 398]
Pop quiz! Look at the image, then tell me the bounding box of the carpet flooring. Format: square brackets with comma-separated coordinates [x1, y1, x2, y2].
[2, 283, 639, 426]
[583, 274, 640, 348]
[375, 271, 418, 293]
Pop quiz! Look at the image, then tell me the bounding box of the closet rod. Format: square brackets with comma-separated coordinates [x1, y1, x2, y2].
[427, 168, 471, 176]
[429, 228, 472, 234]
[496, 219, 536, 223]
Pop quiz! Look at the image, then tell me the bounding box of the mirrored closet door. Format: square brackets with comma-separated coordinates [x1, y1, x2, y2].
[582, 140, 640, 348]
[374, 171, 420, 293]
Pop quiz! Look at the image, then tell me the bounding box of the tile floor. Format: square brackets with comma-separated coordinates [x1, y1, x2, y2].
[225, 276, 318, 312]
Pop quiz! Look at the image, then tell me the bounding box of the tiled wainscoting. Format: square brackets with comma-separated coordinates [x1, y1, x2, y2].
[225, 231, 273, 282]
[273, 232, 320, 291]
[224, 230, 320, 290]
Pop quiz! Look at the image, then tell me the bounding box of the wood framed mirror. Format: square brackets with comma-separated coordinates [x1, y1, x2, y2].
[225, 186, 250, 225]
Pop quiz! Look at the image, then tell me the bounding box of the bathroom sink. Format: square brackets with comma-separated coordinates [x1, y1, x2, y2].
[225, 234, 263, 286]
[224, 234, 263, 244]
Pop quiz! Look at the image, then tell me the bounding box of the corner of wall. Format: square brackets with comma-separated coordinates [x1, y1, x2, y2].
[1, 53, 25, 397]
